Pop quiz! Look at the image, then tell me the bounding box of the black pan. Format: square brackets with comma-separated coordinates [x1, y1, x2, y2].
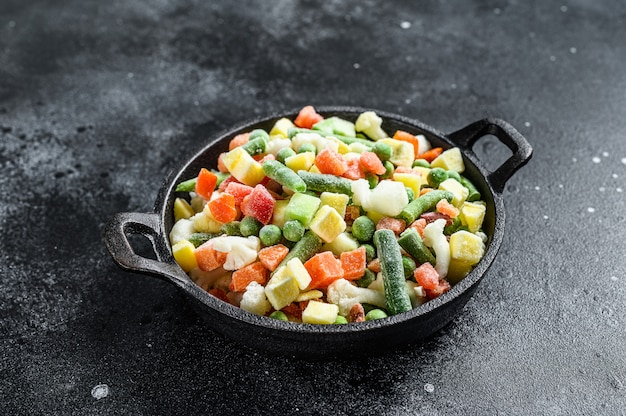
[104, 107, 532, 359]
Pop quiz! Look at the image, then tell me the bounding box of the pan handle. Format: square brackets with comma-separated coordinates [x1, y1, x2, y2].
[447, 118, 533, 194]
[104, 212, 188, 285]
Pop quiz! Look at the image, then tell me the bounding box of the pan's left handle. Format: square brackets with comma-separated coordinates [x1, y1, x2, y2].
[104, 212, 187, 285]
[447, 118, 533, 194]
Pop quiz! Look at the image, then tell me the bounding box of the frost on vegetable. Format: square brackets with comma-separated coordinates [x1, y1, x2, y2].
[168, 106, 491, 324]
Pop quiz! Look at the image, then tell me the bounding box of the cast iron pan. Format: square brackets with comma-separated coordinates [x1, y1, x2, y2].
[104, 107, 532, 359]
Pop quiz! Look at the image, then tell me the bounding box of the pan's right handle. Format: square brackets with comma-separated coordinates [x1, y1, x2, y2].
[104, 212, 187, 285]
[447, 118, 533, 194]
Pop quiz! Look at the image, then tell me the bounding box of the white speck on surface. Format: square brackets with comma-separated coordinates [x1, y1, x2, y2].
[543, 215, 549, 219]
[613, 173, 619, 178]
[424, 383, 435, 393]
[592, 156, 601, 164]
[599, 187, 605, 192]
[572, 157, 577, 162]
[570, 47, 577, 54]
[610, 276, 618, 282]
[524, 121, 531, 127]
[353, 63, 360, 69]
[550, 55, 556, 61]
[602, 151, 609, 157]
[451, 83, 457, 89]
[616, 188, 623, 193]
[621, 157, 626, 165]
[405, 98, 411, 104]
[91, 384, 109, 400]
[494, 8, 501, 15]
[8, 20, 16, 28]
[558, 184, 564, 188]
[400, 21, 411, 29]
[534, 186, 540, 191]
[561, 5, 568, 12]
[587, 207, 595, 213]
[127, 72, 134, 79]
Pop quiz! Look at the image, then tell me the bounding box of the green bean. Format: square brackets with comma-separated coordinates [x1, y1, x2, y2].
[298, 143, 317, 154]
[297, 171, 353, 195]
[398, 190, 454, 224]
[188, 232, 221, 248]
[275, 231, 323, 272]
[397, 228, 436, 265]
[175, 177, 197, 192]
[356, 268, 377, 288]
[248, 129, 270, 142]
[262, 160, 307, 193]
[276, 147, 297, 164]
[241, 137, 267, 156]
[459, 175, 481, 201]
[374, 229, 412, 315]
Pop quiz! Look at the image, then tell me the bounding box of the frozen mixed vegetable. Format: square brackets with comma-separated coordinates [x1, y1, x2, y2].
[169, 106, 488, 324]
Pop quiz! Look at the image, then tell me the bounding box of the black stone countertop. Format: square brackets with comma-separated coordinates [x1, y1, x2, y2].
[1, 1, 625, 415]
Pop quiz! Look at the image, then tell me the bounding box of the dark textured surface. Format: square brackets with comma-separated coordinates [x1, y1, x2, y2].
[1, 1, 624, 415]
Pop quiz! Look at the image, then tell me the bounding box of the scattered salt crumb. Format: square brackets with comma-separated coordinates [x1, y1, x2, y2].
[193, 101, 199, 106]
[494, 8, 501, 15]
[570, 47, 577, 54]
[424, 383, 435, 393]
[543, 215, 549, 219]
[602, 151, 609, 157]
[8, 21, 16, 28]
[561, 5, 568, 12]
[613, 173, 619, 179]
[524, 122, 531, 127]
[91, 384, 109, 400]
[405, 98, 411, 104]
[558, 184, 564, 188]
[599, 187, 605, 192]
[353, 63, 360, 69]
[572, 157, 577, 162]
[592, 156, 601, 163]
[400, 21, 411, 29]
[534, 186, 540, 191]
[127, 72, 134, 79]
[451, 83, 457, 89]
[617, 188, 623, 193]
[587, 207, 595, 213]
[621, 158, 626, 165]
[550, 55, 556, 62]
[610, 276, 618, 282]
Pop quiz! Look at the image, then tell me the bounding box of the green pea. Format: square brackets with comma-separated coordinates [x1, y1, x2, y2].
[298, 143, 317, 154]
[283, 219, 305, 242]
[365, 173, 379, 189]
[427, 167, 449, 188]
[372, 141, 392, 161]
[361, 243, 376, 263]
[380, 160, 394, 179]
[269, 311, 289, 321]
[352, 215, 376, 242]
[334, 315, 349, 324]
[446, 170, 462, 182]
[402, 256, 416, 279]
[406, 187, 415, 203]
[365, 309, 388, 321]
[356, 268, 377, 288]
[259, 224, 282, 246]
[248, 129, 270, 142]
[221, 221, 242, 236]
[413, 159, 431, 168]
[240, 216, 263, 237]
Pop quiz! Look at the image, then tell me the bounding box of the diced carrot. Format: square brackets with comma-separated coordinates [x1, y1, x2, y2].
[413, 263, 439, 290]
[342, 157, 365, 180]
[229, 261, 269, 292]
[359, 151, 386, 175]
[393, 130, 420, 159]
[258, 244, 289, 272]
[436, 199, 460, 218]
[294, 105, 324, 129]
[417, 147, 443, 162]
[209, 287, 229, 303]
[217, 153, 229, 173]
[375, 217, 406, 235]
[315, 148, 348, 176]
[218, 175, 239, 192]
[195, 168, 218, 200]
[304, 251, 344, 289]
[194, 241, 227, 271]
[425, 279, 451, 300]
[394, 166, 422, 175]
[367, 258, 381, 273]
[340, 247, 367, 280]
[409, 218, 427, 238]
[281, 302, 303, 320]
[208, 193, 238, 223]
[229, 132, 250, 150]
[419, 188, 433, 196]
[224, 181, 254, 206]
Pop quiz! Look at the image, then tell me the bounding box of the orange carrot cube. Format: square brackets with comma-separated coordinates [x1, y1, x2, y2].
[340, 247, 367, 280]
[304, 251, 344, 289]
[315, 148, 348, 176]
[229, 261, 269, 292]
[208, 193, 238, 223]
[258, 244, 289, 272]
[375, 217, 407, 235]
[194, 242, 227, 271]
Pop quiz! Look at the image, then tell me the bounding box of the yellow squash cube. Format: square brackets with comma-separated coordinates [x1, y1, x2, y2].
[322, 232, 359, 256]
[172, 240, 198, 272]
[447, 257, 475, 284]
[392, 173, 422, 198]
[379, 138, 414, 167]
[285, 258, 312, 290]
[221, 146, 265, 186]
[320, 192, 350, 218]
[174, 198, 195, 222]
[438, 178, 469, 207]
[431, 147, 465, 173]
[302, 301, 339, 325]
[269, 117, 295, 138]
[264, 270, 300, 311]
[285, 152, 315, 172]
[460, 202, 487, 233]
[296, 290, 324, 302]
[449, 230, 485, 265]
[309, 205, 347, 243]
[271, 199, 290, 228]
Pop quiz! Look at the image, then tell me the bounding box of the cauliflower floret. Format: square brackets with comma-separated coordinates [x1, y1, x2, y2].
[326, 278, 387, 316]
[240, 281, 272, 316]
[423, 218, 450, 277]
[355, 111, 388, 140]
[211, 235, 260, 270]
[169, 218, 195, 245]
[265, 137, 292, 156]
